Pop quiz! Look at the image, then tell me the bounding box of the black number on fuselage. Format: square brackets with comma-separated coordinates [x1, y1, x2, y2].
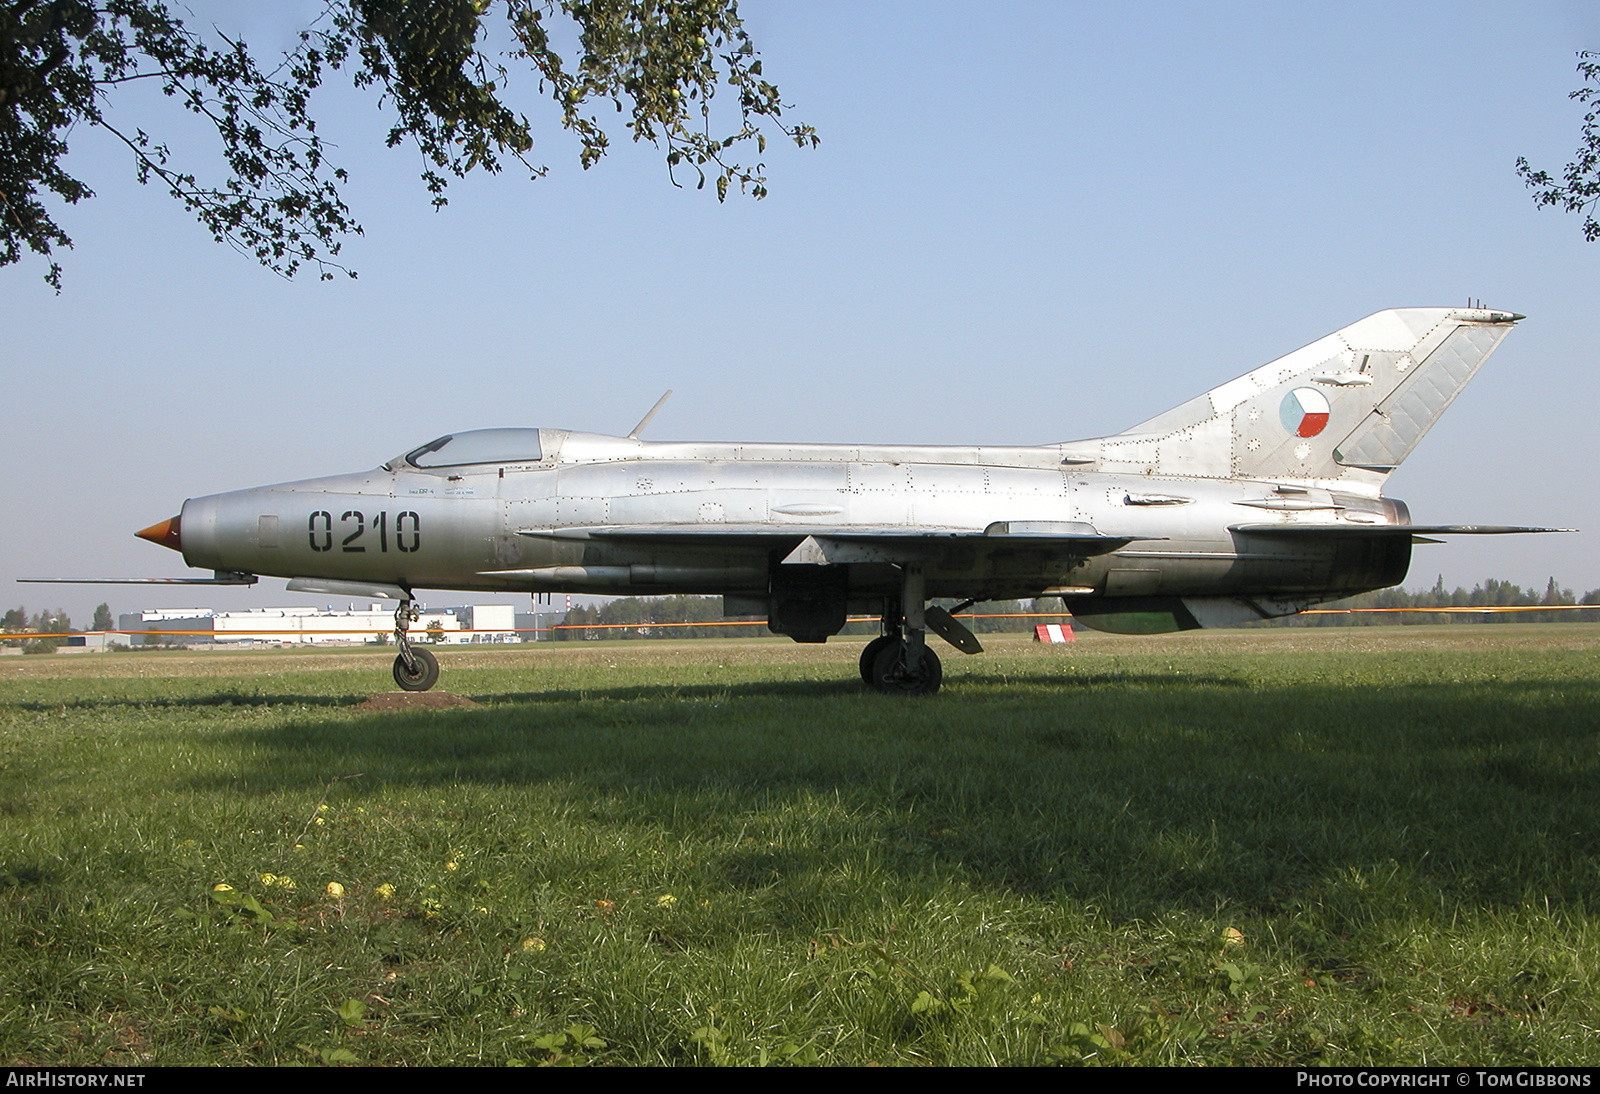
[396, 511, 420, 553]
[309, 509, 413, 552]
[341, 511, 366, 551]
[308, 511, 333, 551]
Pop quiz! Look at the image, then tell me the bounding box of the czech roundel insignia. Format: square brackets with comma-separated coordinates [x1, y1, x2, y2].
[1279, 387, 1330, 438]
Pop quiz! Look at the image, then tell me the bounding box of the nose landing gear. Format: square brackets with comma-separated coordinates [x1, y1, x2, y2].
[391, 599, 440, 691]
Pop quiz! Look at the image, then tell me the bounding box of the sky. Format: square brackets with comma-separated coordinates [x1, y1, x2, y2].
[3, 1, 1597, 624]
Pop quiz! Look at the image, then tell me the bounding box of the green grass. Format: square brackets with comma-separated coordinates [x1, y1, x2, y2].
[2, 626, 1599, 1065]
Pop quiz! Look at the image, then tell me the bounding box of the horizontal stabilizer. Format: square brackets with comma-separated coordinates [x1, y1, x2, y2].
[1228, 524, 1572, 536]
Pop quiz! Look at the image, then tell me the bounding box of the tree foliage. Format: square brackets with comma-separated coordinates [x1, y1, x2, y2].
[1517, 51, 1600, 242]
[20, 606, 70, 652]
[0, 0, 816, 289]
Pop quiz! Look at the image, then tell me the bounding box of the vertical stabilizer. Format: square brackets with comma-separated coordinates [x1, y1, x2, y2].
[1089, 308, 1519, 485]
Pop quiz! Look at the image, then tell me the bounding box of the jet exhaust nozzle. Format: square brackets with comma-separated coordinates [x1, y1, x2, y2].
[136, 516, 182, 552]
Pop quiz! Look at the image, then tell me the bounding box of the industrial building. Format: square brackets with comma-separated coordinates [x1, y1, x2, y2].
[117, 604, 519, 647]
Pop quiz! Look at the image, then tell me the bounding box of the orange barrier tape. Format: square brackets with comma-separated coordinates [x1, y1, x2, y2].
[1302, 604, 1600, 615]
[6, 606, 1593, 642]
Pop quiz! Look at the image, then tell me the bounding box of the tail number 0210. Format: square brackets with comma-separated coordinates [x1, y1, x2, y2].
[308, 510, 419, 553]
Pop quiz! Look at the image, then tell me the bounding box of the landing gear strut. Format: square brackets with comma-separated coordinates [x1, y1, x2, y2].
[391, 598, 439, 692]
[865, 565, 942, 696]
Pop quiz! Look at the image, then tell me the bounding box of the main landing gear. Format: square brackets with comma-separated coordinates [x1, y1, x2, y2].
[391, 599, 440, 691]
[863, 564, 943, 697]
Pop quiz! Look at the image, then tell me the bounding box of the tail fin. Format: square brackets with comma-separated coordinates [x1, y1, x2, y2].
[1088, 308, 1520, 484]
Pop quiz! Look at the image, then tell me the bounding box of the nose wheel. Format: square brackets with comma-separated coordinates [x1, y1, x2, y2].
[393, 646, 439, 691]
[390, 598, 440, 692]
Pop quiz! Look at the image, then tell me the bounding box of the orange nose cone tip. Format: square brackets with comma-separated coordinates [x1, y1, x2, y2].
[136, 516, 182, 552]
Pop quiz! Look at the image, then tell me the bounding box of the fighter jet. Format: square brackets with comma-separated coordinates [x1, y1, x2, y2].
[68, 307, 1571, 695]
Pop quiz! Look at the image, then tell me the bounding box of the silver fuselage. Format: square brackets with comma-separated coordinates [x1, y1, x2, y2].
[176, 429, 1411, 610]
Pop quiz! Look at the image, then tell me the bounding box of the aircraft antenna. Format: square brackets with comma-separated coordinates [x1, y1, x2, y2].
[628, 390, 674, 439]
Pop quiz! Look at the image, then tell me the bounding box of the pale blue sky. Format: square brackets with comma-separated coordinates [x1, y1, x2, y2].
[3, 1, 1597, 621]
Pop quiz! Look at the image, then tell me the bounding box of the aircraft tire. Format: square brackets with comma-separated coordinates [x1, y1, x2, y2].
[870, 642, 941, 696]
[859, 634, 898, 684]
[393, 647, 440, 692]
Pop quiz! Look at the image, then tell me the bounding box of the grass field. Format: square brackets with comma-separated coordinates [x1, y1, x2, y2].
[2, 625, 1599, 1066]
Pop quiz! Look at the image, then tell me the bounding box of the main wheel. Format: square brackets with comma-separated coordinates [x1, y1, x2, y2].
[393, 647, 440, 692]
[859, 634, 898, 685]
[870, 642, 942, 696]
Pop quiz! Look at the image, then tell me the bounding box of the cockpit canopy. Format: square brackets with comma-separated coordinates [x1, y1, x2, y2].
[401, 428, 543, 469]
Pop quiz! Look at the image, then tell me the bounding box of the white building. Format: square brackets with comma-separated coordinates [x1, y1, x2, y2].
[456, 604, 518, 642]
[118, 604, 519, 646]
[118, 609, 223, 646]
[213, 605, 426, 645]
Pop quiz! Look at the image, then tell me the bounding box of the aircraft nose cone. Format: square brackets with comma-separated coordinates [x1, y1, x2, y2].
[136, 516, 182, 552]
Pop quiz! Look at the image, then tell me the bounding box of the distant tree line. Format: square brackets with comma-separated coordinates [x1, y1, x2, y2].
[1, 605, 74, 653]
[559, 596, 752, 640]
[1, 603, 115, 633]
[0, 603, 115, 653]
[7, 578, 1596, 656]
[551, 581, 1600, 639]
[1259, 577, 1600, 627]
[551, 597, 1072, 640]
